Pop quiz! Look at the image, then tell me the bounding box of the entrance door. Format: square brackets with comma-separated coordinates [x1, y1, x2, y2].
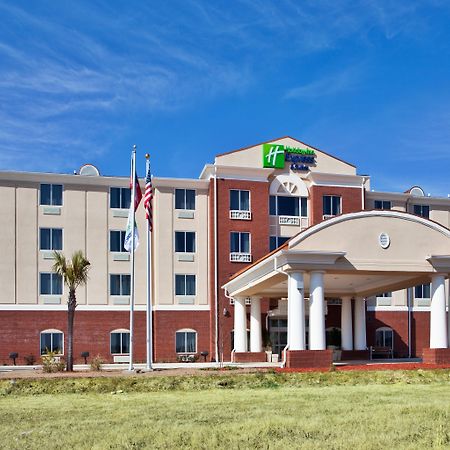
[269, 318, 287, 356]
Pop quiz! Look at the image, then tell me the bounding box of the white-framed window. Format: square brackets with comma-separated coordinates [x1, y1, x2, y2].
[230, 190, 250, 211]
[323, 195, 341, 217]
[269, 195, 307, 217]
[40, 184, 63, 206]
[110, 187, 131, 209]
[375, 327, 393, 348]
[110, 230, 126, 252]
[39, 228, 63, 251]
[377, 292, 392, 298]
[175, 189, 195, 210]
[175, 329, 197, 353]
[110, 329, 130, 354]
[415, 283, 431, 299]
[230, 232, 251, 263]
[175, 231, 196, 253]
[269, 236, 290, 251]
[175, 274, 196, 296]
[40, 273, 63, 295]
[110, 274, 131, 296]
[413, 204, 429, 219]
[374, 200, 391, 210]
[40, 329, 64, 355]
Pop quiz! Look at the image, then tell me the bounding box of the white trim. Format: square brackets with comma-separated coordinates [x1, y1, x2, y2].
[0, 304, 210, 311]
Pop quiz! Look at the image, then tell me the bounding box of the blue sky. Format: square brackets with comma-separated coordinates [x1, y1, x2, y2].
[0, 1, 449, 195]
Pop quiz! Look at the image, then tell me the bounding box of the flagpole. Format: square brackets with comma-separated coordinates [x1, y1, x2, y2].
[145, 154, 153, 371]
[128, 145, 137, 372]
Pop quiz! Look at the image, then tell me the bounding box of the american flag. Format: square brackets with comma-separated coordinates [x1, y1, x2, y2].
[143, 159, 153, 231]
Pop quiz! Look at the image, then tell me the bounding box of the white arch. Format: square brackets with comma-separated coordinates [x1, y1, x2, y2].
[269, 174, 309, 197]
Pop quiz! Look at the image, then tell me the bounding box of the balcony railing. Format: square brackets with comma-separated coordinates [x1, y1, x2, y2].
[230, 252, 252, 263]
[278, 216, 309, 228]
[230, 210, 252, 220]
[322, 214, 336, 220]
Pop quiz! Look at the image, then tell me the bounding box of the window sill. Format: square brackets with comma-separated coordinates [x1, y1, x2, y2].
[111, 209, 129, 218]
[112, 296, 130, 305]
[177, 210, 195, 219]
[41, 250, 58, 260]
[376, 298, 392, 307]
[416, 298, 431, 307]
[177, 253, 195, 262]
[112, 253, 130, 261]
[40, 296, 61, 304]
[42, 206, 62, 215]
[177, 296, 195, 305]
[113, 355, 130, 363]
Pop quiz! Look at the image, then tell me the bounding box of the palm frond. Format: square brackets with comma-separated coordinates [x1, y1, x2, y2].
[52, 250, 90, 290]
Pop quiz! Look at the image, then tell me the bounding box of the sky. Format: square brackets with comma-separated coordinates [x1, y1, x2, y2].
[0, 0, 449, 195]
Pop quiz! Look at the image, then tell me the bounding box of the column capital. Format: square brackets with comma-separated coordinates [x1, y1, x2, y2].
[310, 270, 326, 275]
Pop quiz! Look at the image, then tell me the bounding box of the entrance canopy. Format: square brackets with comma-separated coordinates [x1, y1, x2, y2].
[223, 210, 450, 299]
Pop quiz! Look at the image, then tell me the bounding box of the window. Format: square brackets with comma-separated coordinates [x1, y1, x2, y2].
[175, 329, 197, 353]
[374, 200, 391, 210]
[269, 196, 307, 217]
[377, 292, 392, 297]
[40, 273, 62, 295]
[110, 329, 130, 354]
[413, 204, 429, 219]
[175, 274, 196, 296]
[415, 283, 431, 299]
[175, 231, 195, 253]
[110, 230, 126, 252]
[175, 189, 195, 210]
[230, 190, 250, 211]
[230, 232, 250, 253]
[40, 184, 63, 206]
[40, 228, 63, 251]
[375, 327, 393, 348]
[326, 327, 341, 348]
[323, 195, 341, 216]
[110, 187, 131, 209]
[110, 274, 131, 296]
[269, 236, 290, 251]
[40, 330, 63, 355]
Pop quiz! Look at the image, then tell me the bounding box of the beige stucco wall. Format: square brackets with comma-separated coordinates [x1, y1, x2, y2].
[216, 137, 357, 176]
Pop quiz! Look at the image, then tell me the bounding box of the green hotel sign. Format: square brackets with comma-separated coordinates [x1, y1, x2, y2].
[262, 144, 316, 171]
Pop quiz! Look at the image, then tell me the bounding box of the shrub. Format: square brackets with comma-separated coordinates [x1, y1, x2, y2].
[24, 354, 36, 366]
[90, 355, 104, 371]
[41, 351, 65, 373]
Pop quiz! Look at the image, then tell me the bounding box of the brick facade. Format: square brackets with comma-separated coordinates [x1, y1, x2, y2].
[0, 310, 210, 365]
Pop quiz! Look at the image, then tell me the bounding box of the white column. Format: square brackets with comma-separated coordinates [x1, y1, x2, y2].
[341, 296, 353, 351]
[430, 274, 448, 349]
[250, 297, 262, 352]
[354, 297, 367, 351]
[309, 271, 326, 350]
[234, 297, 247, 352]
[288, 272, 306, 350]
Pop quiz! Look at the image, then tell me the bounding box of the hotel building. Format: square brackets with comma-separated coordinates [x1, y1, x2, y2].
[1, 136, 449, 368]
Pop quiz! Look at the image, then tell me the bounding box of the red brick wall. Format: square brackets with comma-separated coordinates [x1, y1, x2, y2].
[310, 185, 363, 225]
[215, 178, 271, 360]
[0, 310, 210, 365]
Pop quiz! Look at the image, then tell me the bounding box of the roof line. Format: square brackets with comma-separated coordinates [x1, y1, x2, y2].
[215, 135, 356, 168]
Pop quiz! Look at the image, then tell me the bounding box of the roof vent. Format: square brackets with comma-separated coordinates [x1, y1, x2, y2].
[408, 186, 425, 197]
[79, 164, 100, 176]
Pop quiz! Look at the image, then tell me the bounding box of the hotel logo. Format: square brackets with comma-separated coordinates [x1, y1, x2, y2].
[262, 143, 316, 171]
[262, 144, 285, 168]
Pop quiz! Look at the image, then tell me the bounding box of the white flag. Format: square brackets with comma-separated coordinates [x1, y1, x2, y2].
[124, 208, 139, 252]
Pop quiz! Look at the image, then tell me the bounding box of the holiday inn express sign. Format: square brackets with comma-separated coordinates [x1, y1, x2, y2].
[262, 143, 316, 171]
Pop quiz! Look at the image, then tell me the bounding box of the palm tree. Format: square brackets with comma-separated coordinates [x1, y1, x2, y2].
[53, 250, 90, 372]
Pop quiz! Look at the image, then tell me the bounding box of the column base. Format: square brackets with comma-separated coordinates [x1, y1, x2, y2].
[422, 348, 450, 364]
[233, 352, 267, 363]
[286, 350, 333, 368]
[341, 350, 370, 360]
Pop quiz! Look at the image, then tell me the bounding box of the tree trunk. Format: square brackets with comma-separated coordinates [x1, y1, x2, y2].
[67, 289, 77, 372]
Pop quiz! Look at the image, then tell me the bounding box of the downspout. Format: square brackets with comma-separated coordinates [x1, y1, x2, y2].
[214, 166, 219, 364]
[275, 257, 289, 368]
[361, 176, 367, 210]
[224, 289, 235, 363]
[407, 287, 412, 359]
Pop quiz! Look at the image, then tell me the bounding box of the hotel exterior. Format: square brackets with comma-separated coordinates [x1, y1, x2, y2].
[1, 136, 449, 368]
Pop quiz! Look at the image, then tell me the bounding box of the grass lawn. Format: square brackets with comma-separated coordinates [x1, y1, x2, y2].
[0, 370, 449, 449]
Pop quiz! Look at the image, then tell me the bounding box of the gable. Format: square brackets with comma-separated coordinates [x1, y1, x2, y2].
[215, 136, 356, 176]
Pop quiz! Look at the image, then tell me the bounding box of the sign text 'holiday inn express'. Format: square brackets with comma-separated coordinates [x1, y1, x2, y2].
[262, 143, 316, 171]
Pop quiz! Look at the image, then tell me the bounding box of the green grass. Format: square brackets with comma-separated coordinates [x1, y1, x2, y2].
[1, 371, 450, 449]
